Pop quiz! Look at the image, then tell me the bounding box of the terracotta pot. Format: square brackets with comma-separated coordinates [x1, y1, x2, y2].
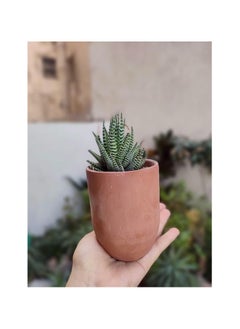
[86, 159, 160, 261]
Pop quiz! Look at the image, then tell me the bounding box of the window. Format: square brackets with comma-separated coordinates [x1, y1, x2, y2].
[42, 56, 57, 78]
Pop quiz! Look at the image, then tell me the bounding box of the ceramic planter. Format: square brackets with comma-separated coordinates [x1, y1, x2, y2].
[86, 159, 160, 261]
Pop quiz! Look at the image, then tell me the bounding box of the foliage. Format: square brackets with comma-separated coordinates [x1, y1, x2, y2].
[151, 130, 211, 179]
[28, 128, 211, 287]
[28, 185, 92, 286]
[88, 113, 146, 171]
[151, 130, 180, 178]
[140, 248, 199, 287]
[140, 181, 212, 287]
[28, 236, 49, 282]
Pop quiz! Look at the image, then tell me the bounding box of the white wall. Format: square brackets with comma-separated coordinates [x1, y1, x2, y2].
[28, 122, 103, 235]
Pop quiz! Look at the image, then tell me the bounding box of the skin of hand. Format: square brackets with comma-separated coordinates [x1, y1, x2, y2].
[66, 203, 180, 287]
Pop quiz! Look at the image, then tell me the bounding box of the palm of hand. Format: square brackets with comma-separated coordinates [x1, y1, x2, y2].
[66, 203, 179, 287]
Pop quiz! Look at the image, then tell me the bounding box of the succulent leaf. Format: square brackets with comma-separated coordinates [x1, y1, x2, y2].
[110, 155, 122, 171]
[118, 133, 131, 163]
[122, 142, 140, 168]
[102, 122, 109, 153]
[92, 132, 113, 170]
[118, 113, 125, 147]
[109, 116, 117, 157]
[87, 160, 102, 170]
[88, 150, 102, 164]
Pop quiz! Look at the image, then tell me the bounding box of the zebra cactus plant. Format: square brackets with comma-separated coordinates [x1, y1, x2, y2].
[88, 113, 146, 171]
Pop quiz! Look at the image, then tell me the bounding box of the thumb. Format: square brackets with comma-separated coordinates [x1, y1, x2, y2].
[137, 228, 180, 274]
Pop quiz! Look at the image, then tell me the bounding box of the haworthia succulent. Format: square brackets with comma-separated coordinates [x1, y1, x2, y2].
[88, 113, 146, 171]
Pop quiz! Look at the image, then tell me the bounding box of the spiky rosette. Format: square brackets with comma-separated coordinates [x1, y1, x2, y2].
[87, 113, 146, 171]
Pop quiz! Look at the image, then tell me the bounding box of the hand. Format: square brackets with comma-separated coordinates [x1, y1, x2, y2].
[66, 203, 180, 287]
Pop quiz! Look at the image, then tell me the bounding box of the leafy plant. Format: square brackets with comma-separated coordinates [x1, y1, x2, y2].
[161, 181, 212, 283]
[140, 247, 199, 287]
[151, 130, 212, 179]
[28, 236, 49, 282]
[65, 177, 90, 215]
[152, 130, 181, 178]
[140, 181, 211, 287]
[173, 135, 212, 171]
[88, 113, 146, 171]
[28, 196, 92, 286]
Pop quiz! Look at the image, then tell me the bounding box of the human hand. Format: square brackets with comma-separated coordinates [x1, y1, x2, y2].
[66, 203, 180, 287]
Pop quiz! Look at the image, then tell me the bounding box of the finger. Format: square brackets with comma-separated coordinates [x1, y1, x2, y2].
[160, 202, 166, 210]
[138, 228, 180, 274]
[157, 208, 171, 236]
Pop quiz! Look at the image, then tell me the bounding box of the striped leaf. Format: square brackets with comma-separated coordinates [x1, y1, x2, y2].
[88, 149, 102, 164]
[87, 161, 102, 171]
[117, 133, 131, 163]
[93, 132, 113, 170]
[87, 160, 102, 170]
[110, 155, 122, 171]
[102, 121, 109, 153]
[122, 143, 140, 168]
[118, 113, 125, 148]
[109, 115, 117, 158]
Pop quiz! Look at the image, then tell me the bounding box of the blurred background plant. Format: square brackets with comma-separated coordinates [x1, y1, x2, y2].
[28, 130, 211, 287]
[140, 181, 211, 287]
[149, 130, 211, 180]
[28, 180, 92, 287]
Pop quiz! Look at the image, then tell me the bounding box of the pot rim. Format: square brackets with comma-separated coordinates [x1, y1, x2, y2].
[86, 158, 158, 174]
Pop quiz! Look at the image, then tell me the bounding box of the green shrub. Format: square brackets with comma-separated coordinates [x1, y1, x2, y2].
[28, 188, 92, 286]
[140, 181, 211, 286]
[152, 130, 211, 179]
[140, 248, 199, 287]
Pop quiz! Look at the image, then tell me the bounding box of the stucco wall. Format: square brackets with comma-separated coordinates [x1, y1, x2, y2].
[89, 42, 211, 148]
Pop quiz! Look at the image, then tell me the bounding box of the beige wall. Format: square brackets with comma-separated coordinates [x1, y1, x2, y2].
[89, 42, 211, 148]
[28, 41, 211, 142]
[28, 42, 91, 122]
